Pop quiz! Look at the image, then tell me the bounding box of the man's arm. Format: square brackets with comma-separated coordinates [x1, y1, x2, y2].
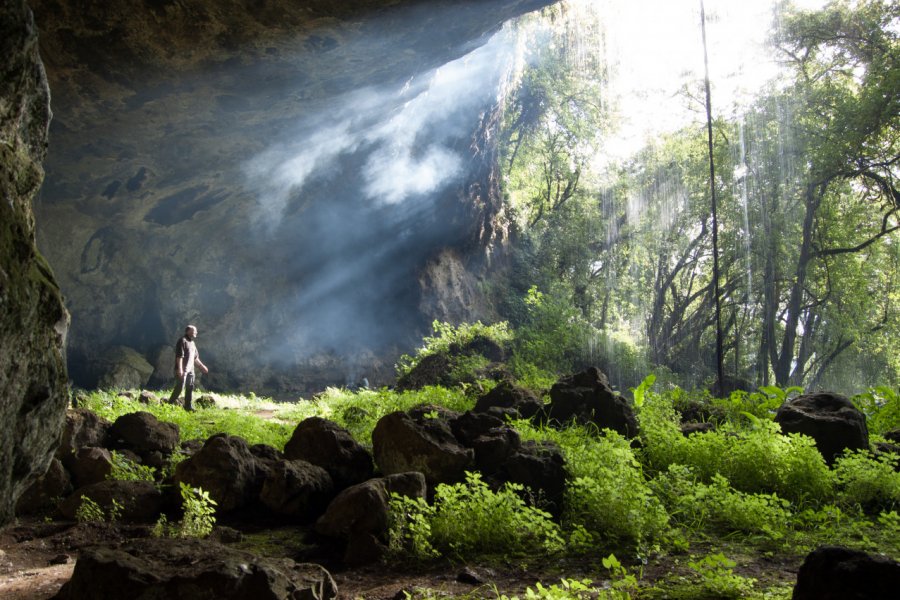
[195, 356, 209, 374]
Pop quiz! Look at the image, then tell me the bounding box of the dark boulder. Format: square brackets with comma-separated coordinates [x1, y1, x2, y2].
[259, 459, 334, 521]
[497, 441, 567, 515]
[107, 411, 179, 469]
[284, 417, 374, 490]
[793, 545, 900, 600]
[395, 353, 453, 391]
[57, 480, 164, 523]
[52, 537, 337, 600]
[395, 336, 507, 392]
[173, 434, 262, 512]
[544, 367, 639, 438]
[250, 443, 284, 464]
[315, 472, 426, 566]
[67, 447, 114, 488]
[57, 409, 112, 462]
[15, 457, 73, 516]
[138, 390, 158, 405]
[450, 411, 505, 446]
[451, 334, 506, 362]
[473, 380, 543, 419]
[450, 411, 521, 474]
[372, 408, 473, 486]
[774, 392, 869, 464]
[883, 429, 900, 444]
[681, 422, 716, 437]
[108, 411, 179, 453]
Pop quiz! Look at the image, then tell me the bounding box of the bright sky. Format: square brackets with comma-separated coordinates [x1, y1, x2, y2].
[562, 0, 828, 162]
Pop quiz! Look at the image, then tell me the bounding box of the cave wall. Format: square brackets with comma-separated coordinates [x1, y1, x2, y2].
[30, 0, 553, 396]
[0, 0, 70, 526]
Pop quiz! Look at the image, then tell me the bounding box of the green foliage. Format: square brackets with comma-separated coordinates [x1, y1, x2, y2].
[154, 483, 217, 539]
[515, 578, 619, 600]
[686, 553, 757, 599]
[388, 493, 440, 561]
[853, 386, 900, 435]
[631, 374, 656, 409]
[178, 482, 217, 538]
[638, 389, 832, 504]
[388, 472, 564, 561]
[107, 451, 156, 482]
[833, 450, 900, 513]
[652, 467, 791, 540]
[74, 496, 103, 522]
[396, 321, 512, 378]
[297, 385, 474, 446]
[515, 420, 669, 549]
[714, 386, 802, 421]
[75, 495, 119, 523]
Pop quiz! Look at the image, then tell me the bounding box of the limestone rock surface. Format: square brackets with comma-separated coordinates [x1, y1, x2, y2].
[0, 0, 69, 526]
[30, 0, 554, 396]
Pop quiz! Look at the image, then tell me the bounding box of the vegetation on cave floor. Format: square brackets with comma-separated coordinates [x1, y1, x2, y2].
[75, 361, 900, 599]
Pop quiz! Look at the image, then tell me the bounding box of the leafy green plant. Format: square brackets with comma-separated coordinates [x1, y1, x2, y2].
[853, 386, 900, 435]
[638, 389, 832, 504]
[652, 467, 792, 539]
[154, 482, 217, 538]
[179, 482, 217, 538]
[107, 451, 157, 482]
[515, 420, 669, 550]
[388, 493, 439, 561]
[74, 495, 106, 523]
[389, 472, 563, 561]
[517, 578, 610, 600]
[396, 321, 512, 378]
[833, 450, 900, 513]
[687, 553, 756, 598]
[631, 374, 656, 409]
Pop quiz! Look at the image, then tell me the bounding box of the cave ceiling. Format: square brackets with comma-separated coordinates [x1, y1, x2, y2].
[30, 0, 555, 395]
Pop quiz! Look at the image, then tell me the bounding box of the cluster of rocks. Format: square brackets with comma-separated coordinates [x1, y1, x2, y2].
[21, 369, 638, 565]
[17, 408, 180, 522]
[21, 368, 900, 599]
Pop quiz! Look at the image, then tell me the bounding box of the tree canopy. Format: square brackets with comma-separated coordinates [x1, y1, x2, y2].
[496, 0, 900, 392]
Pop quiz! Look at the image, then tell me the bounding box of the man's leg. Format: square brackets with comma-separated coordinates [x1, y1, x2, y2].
[167, 375, 184, 405]
[184, 372, 195, 411]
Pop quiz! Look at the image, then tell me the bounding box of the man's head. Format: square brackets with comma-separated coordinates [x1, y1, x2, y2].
[185, 325, 198, 340]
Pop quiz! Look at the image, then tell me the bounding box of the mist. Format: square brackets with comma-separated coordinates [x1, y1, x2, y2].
[234, 25, 523, 372]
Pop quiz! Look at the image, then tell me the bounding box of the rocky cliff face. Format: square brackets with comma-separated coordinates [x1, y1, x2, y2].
[0, 0, 70, 525]
[31, 0, 552, 396]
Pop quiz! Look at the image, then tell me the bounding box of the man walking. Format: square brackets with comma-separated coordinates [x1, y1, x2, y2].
[167, 325, 209, 411]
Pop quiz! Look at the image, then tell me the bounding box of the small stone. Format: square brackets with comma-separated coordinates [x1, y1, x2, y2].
[49, 554, 71, 565]
[456, 567, 486, 585]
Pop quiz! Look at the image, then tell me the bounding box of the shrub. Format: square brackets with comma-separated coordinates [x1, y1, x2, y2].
[833, 450, 900, 512]
[687, 553, 757, 599]
[74, 495, 106, 523]
[153, 482, 217, 539]
[516, 421, 669, 549]
[853, 386, 900, 435]
[637, 389, 832, 504]
[396, 321, 512, 378]
[652, 466, 792, 539]
[108, 451, 156, 482]
[388, 472, 564, 561]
